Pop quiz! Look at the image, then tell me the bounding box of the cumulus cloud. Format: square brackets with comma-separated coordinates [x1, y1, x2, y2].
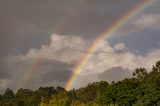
[0, 34, 160, 90]
[81, 42, 160, 74]
[72, 41, 160, 88]
[0, 34, 90, 90]
[25, 34, 90, 63]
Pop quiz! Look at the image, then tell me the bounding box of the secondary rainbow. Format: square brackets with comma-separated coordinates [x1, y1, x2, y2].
[17, 1, 86, 89]
[18, 58, 42, 89]
[65, 0, 155, 91]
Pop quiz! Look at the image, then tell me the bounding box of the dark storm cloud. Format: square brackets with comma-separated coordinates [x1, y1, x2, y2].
[98, 66, 132, 83]
[0, 60, 11, 79]
[0, 0, 140, 57]
[33, 58, 72, 83]
[24, 58, 72, 89]
[0, 57, 71, 90]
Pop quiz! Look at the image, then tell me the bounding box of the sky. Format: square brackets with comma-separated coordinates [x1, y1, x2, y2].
[0, 0, 160, 91]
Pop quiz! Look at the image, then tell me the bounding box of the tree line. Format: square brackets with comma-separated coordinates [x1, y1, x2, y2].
[1, 61, 160, 106]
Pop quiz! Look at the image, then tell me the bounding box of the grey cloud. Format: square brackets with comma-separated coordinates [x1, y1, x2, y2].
[22, 58, 72, 90]
[0, 0, 141, 58]
[0, 57, 71, 90]
[98, 66, 133, 83]
[0, 60, 9, 79]
[72, 73, 98, 89]
[35, 59, 71, 83]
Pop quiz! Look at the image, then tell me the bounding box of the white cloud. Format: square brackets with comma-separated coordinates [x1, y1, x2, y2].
[116, 14, 160, 36]
[71, 39, 160, 88]
[132, 15, 158, 28]
[0, 34, 90, 90]
[1, 34, 160, 90]
[114, 43, 126, 50]
[79, 42, 160, 76]
[24, 34, 90, 63]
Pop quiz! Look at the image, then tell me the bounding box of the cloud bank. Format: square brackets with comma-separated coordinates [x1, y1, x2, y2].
[0, 33, 160, 90]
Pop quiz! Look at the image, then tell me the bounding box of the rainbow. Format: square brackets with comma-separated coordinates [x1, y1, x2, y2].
[65, 0, 155, 91]
[17, 0, 155, 90]
[17, 1, 86, 89]
[18, 58, 42, 89]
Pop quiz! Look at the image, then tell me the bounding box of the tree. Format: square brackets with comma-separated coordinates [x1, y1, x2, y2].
[67, 89, 77, 103]
[40, 92, 69, 106]
[133, 68, 148, 81]
[13, 88, 33, 106]
[76, 82, 102, 103]
[3, 88, 14, 100]
[0, 95, 2, 101]
[155, 60, 160, 72]
[0, 89, 14, 106]
[36, 87, 57, 103]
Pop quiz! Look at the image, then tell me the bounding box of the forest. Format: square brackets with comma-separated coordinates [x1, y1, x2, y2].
[0, 61, 160, 106]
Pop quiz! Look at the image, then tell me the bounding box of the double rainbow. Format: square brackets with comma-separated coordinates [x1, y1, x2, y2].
[17, 0, 155, 90]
